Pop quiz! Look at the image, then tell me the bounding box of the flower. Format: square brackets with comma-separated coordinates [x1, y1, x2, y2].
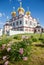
[2, 44, 6, 50]
[19, 48, 24, 54]
[25, 36, 29, 39]
[22, 35, 29, 39]
[4, 61, 9, 65]
[23, 57, 28, 61]
[22, 35, 26, 39]
[3, 56, 7, 61]
[7, 47, 11, 52]
[7, 44, 11, 47]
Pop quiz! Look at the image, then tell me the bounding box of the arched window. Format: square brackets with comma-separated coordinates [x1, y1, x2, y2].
[30, 21, 32, 25]
[13, 22, 15, 26]
[16, 21, 18, 25]
[20, 21, 22, 24]
[25, 20, 27, 24]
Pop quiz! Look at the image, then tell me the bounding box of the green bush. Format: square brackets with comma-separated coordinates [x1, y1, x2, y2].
[9, 40, 31, 62]
[32, 37, 38, 42]
[0, 37, 12, 48]
[13, 35, 21, 40]
[39, 37, 44, 44]
[0, 39, 32, 64]
[23, 38, 33, 45]
[0, 40, 2, 47]
[2, 37, 12, 44]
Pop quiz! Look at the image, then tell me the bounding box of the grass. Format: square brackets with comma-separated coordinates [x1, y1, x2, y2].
[0, 33, 44, 65]
[30, 46, 44, 65]
[8, 45, 44, 65]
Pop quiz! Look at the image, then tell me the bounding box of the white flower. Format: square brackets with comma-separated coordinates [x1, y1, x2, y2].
[22, 35, 26, 39]
[3, 56, 7, 61]
[7, 44, 11, 47]
[23, 57, 28, 61]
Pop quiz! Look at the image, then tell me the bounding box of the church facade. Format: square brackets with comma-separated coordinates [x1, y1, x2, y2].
[4, 2, 38, 34]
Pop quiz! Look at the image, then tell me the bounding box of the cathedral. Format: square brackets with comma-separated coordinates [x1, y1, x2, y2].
[3, 2, 39, 35]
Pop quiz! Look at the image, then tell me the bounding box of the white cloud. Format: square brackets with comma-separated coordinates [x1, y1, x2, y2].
[0, 13, 2, 17]
[0, 12, 5, 17]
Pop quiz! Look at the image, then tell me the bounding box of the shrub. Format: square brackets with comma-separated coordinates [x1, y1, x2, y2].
[1, 37, 12, 44]
[32, 37, 38, 42]
[39, 37, 44, 44]
[0, 40, 2, 47]
[23, 38, 33, 45]
[13, 35, 21, 40]
[39, 38, 43, 41]
[9, 40, 31, 62]
[0, 35, 32, 64]
[0, 40, 31, 63]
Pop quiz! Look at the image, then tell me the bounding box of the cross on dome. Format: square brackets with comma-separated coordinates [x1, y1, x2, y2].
[18, 2, 25, 15]
[20, 2, 22, 7]
[26, 7, 31, 16]
[11, 6, 16, 17]
[13, 6, 15, 11]
[27, 7, 29, 11]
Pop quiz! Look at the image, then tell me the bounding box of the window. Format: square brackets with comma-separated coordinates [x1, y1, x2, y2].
[20, 21, 22, 24]
[25, 29, 28, 31]
[38, 29, 40, 32]
[20, 28, 23, 31]
[34, 23, 36, 26]
[25, 20, 27, 24]
[13, 22, 15, 26]
[16, 21, 18, 25]
[30, 21, 32, 25]
[10, 23, 12, 26]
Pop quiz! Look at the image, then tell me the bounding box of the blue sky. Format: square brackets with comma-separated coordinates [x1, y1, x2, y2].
[0, 0, 44, 28]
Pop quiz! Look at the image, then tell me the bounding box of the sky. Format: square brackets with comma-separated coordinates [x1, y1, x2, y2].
[0, 0, 44, 28]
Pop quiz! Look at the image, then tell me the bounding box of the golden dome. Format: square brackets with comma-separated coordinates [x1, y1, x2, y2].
[11, 12, 16, 17]
[18, 7, 25, 13]
[26, 11, 31, 15]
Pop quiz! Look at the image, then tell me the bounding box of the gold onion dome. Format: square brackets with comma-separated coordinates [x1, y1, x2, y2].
[18, 2, 25, 13]
[11, 12, 16, 17]
[26, 11, 31, 15]
[18, 7, 25, 13]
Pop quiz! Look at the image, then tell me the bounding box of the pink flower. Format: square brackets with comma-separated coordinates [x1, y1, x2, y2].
[2, 44, 6, 50]
[7, 47, 11, 52]
[4, 61, 9, 65]
[23, 57, 28, 61]
[3, 56, 7, 61]
[19, 48, 24, 54]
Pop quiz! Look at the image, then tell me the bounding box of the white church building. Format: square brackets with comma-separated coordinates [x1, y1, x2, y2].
[3, 2, 39, 35]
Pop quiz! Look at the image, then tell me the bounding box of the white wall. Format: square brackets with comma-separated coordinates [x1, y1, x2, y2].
[9, 30, 34, 36]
